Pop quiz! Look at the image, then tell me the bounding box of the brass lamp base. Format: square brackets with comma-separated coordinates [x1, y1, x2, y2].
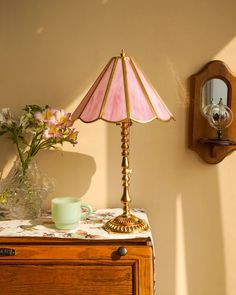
[104, 213, 149, 233]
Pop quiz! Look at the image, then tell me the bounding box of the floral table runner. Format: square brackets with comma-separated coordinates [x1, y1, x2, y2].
[0, 208, 152, 240]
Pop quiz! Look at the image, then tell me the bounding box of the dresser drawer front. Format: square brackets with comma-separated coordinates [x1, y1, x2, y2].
[0, 261, 135, 295]
[0, 244, 152, 260]
[0, 243, 154, 294]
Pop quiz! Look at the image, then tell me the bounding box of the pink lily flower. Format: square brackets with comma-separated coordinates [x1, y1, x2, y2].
[0, 108, 15, 126]
[43, 124, 62, 139]
[34, 109, 57, 124]
[54, 109, 71, 126]
[67, 130, 79, 144]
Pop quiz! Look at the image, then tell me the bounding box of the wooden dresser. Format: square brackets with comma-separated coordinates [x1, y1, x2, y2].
[0, 237, 154, 295]
[0, 209, 154, 295]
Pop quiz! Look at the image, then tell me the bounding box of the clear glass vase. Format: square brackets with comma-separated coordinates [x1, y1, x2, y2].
[0, 159, 55, 220]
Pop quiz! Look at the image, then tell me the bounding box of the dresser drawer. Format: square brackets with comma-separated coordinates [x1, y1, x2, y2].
[0, 244, 151, 260]
[0, 242, 154, 295]
[0, 260, 135, 295]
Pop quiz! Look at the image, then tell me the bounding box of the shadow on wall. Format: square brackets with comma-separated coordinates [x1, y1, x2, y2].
[107, 119, 226, 295]
[36, 150, 96, 207]
[0, 148, 96, 208]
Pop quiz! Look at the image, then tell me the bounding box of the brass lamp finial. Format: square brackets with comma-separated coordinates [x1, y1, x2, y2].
[120, 49, 125, 57]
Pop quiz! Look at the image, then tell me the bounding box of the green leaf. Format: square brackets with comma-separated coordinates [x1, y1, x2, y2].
[23, 104, 45, 114]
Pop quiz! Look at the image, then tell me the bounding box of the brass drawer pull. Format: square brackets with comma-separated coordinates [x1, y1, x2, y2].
[0, 248, 16, 256]
[118, 247, 128, 256]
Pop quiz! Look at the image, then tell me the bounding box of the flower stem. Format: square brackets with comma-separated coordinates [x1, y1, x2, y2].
[13, 130, 24, 168]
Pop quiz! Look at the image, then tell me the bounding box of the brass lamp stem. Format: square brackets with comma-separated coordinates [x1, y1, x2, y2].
[104, 120, 149, 233]
[121, 121, 132, 217]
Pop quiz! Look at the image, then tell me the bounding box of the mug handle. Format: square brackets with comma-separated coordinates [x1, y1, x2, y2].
[81, 203, 93, 219]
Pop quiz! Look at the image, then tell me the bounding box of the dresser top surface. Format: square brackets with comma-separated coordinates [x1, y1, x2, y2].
[0, 208, 152, 244]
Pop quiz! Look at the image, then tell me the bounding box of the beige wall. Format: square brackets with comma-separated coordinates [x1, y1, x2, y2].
[1, 0, 236, 294]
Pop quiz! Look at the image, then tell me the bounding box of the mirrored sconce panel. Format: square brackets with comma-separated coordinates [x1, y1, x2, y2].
[189, 60, 236, 164]
[202, 78, 228, 108]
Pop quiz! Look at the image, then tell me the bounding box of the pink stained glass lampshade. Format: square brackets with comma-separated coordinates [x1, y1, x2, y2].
[71, 51, 174, 123]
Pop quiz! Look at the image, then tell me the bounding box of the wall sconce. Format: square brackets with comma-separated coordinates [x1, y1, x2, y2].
[189, 60, 236, 164]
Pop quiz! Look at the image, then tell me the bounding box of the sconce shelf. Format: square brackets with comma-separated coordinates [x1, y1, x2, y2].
[189, 60, 236, 164]
[198, 138, 236, 146]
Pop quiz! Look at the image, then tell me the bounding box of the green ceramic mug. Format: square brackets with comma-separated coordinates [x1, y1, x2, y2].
[51, 197, 93, 230]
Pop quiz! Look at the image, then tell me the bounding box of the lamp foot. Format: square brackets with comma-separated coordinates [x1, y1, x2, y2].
[104, 213, 149, 233]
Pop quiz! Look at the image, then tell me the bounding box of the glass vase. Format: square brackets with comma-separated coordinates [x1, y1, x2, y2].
[0, 159, 55, 220]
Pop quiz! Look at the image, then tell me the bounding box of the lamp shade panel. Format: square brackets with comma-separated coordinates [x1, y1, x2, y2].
[102, 58, 128, 122]
[72, 51, 174, 123]
[125, 59, 154, 122]
[131, 59, 173, 121]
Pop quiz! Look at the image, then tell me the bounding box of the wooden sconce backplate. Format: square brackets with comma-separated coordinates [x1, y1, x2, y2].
[189, 60, 236, 164]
